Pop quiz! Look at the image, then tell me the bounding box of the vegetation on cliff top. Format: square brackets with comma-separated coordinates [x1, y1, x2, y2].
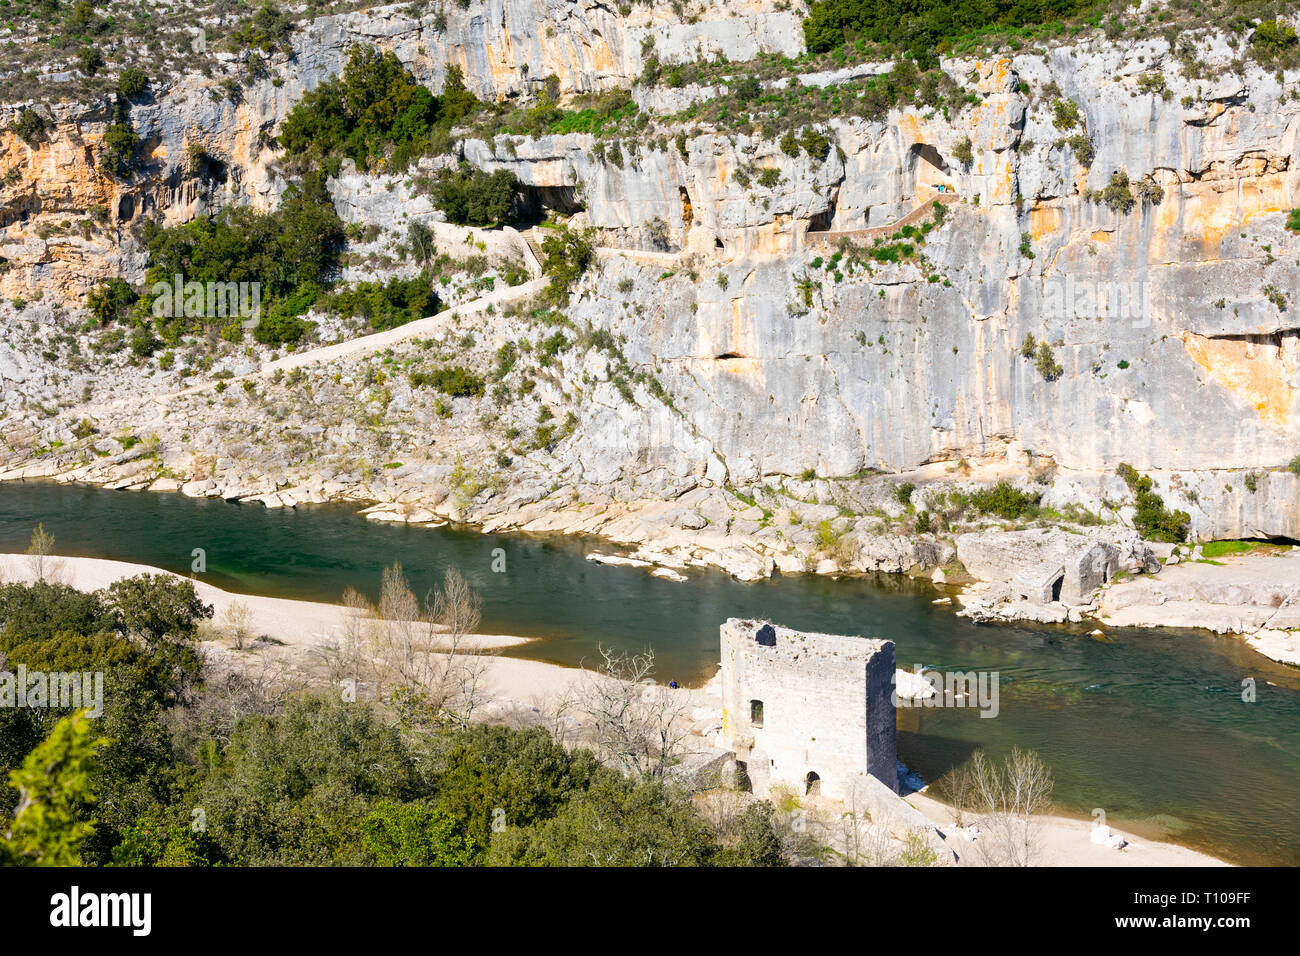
[802, 0, 1104, 59]
[279, 46, 481, 174]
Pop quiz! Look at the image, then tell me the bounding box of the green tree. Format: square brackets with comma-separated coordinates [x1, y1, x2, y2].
[540, 224, 595, 305]
[85, 277, 138, 325]
[192, 697, 417, 865]
[430, 165, 520, 226]
[713, 801, 787, 867]
[111, 816, 229, 867]
[360, 801, 477, 866]
[101, 574, 213, 647]
[430, 725, 602, 853]
[11, 108, 47, 145]
[2, 712, 107, 866]
[117, 68, 149, 100]
[487, 775, 719, 866]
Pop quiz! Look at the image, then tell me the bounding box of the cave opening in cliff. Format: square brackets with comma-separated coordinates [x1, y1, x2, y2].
[806, 187, 838, 233]
[512, 184, 585, 227]
[911, 142, 954, 195]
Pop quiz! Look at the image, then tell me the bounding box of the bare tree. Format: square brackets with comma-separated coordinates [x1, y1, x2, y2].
[965, 747, 1055, 867]
[320, 586, 376, 692]
[25, 523, 60, 583]
[523, 687, 580, 745]
[934, 761, 976, 828]
[367, 564, 492, 726]
[577, 647, 691, 778]
[171, 657, 304, 752]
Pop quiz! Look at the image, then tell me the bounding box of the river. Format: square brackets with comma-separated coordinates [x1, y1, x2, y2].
[1, 480, 1297, 864]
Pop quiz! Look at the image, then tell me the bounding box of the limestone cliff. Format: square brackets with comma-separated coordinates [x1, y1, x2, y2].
[2, 0, 1299, 556]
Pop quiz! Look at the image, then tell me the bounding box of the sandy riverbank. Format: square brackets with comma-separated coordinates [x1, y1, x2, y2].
[0, 552, 1233, 866]
[0, 552, 682, 709]
[905, 792, 1228, 867]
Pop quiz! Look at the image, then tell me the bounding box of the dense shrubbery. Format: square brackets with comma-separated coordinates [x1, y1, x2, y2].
[117, 67, 148, 100]
[969, 481, 1041, 520]
[802, 0, 1100, 59]
[280, 46, 479, 173]
[1250, 17, 1299, 64]
[11, 108, 47, 144]
[0, 574, 787, 868]
[326, 273, 439, 331]
[409, 365, 486, 396]
[477, 87, 638, 141]
[85, 277, 138, 326]
[228, 1, 294, 55]
[99, 97, 139, 179]
[0, 574, 210, 860]
[545, 88, 638, 136]
[1116, 464, 1190, 543]
[140, 171, 344, 344]
[429, 165, 521, 226]
[539, 224, 595, 306]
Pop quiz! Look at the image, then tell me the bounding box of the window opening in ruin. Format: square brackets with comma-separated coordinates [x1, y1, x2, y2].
[735, 761, 752, 793]
[805, 771, 821, 796]
[750, 699, 764, 727]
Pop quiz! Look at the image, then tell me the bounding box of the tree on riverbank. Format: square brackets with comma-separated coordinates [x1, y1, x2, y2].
[964, 748, 1055, 866]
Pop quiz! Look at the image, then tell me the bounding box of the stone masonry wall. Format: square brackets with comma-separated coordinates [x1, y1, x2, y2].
[720, 618, 897, 800]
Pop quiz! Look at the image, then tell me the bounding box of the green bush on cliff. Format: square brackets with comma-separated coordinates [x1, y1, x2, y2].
[85, 277, 138, 326]
[1117, 463, 1190, 543]
[326, 273, 438, 331]
[429, 165, 521, 226]
[117, 68, 148, 100]
[801, 0, 1099, 59]
[98, 97, 139, 180]
[11, 108, 47, 145]
[409, 365, 486, 397]
[539, 224, 595, 306]
[1250, 18, 1299, 65]
[227, 1, 294, 56]
[141, 171, 344, 344]
[969, 481, 1041, 520]
[280, 47, 480, 173]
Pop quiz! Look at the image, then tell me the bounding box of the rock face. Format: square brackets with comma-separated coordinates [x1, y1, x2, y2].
[1096, 547, 1300, 665]
[3, 3, 1300, 549]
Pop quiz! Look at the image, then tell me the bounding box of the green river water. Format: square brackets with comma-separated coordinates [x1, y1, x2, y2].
[1, 480, 1296, 864]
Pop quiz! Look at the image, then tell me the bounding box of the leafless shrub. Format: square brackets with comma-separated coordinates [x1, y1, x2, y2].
[368, 563, 492, 727]
[170, 657, 304, 753]
[965, 747, 1055, 867]
[25, 523, 62, 583]
[933, 761, 976, 828]
[577, 646, 690, 778]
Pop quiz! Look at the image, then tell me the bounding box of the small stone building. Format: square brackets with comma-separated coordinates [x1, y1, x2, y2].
[719, 618, 897, 801]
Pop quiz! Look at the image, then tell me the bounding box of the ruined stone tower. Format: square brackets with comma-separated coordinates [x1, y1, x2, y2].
[719, 618, 897, 800]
